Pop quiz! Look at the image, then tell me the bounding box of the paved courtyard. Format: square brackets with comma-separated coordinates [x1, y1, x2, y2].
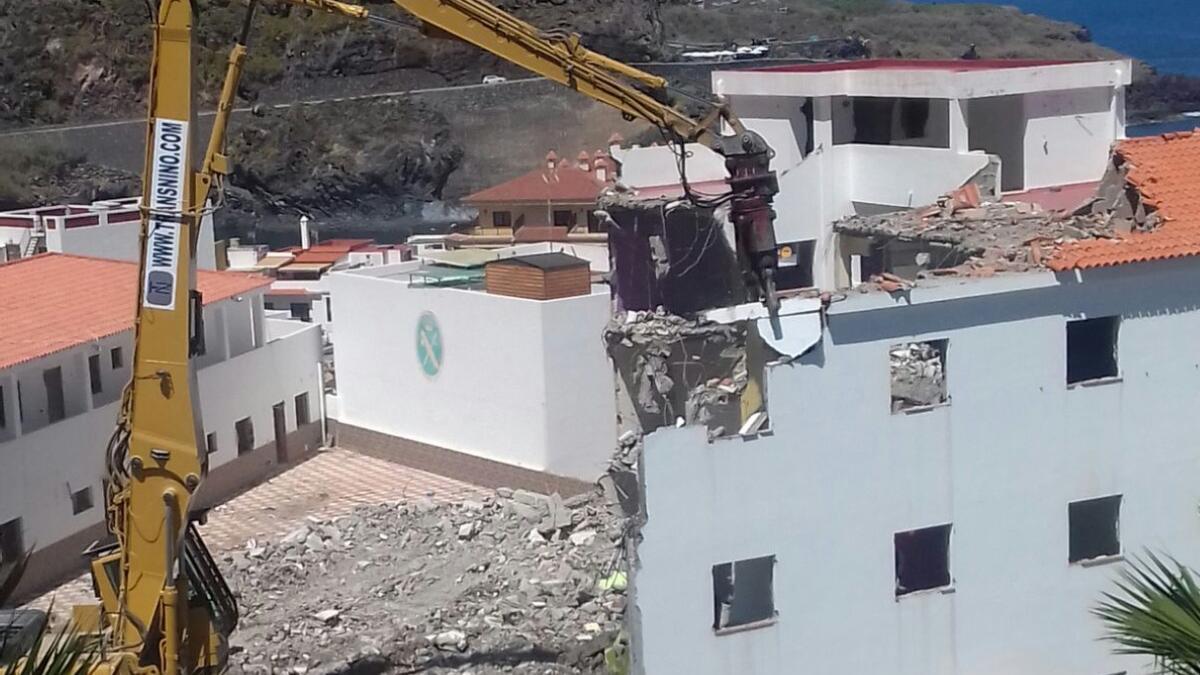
[27, 447, 487, 614]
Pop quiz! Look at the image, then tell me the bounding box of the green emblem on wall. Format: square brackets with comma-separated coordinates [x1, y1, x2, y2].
[416, 311, 443, 378]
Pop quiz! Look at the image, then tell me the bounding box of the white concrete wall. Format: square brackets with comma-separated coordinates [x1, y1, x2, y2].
[0, 319, 322, 553]
[197, 319, 323, 473]
[634, 261, 1200, 675]
[331, 268, 615, 481]
[227, 247, 267, 270]
[1023, 87, 1117, 190]
[845, 145, 990, 208]
[42, 212, 217, 269]
[967, 95, 1026, 191]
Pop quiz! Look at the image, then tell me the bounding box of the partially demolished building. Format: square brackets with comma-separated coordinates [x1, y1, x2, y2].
[611, 130, 1200, 675]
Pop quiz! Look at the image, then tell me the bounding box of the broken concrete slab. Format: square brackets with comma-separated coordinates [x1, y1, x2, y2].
[836, 191, 1120, 283]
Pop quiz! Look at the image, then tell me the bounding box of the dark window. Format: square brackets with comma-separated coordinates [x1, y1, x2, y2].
[235, 417, 255, 455]
[110, 347, 124, 369]
[43, 366, 65, 423]
[712, 555, 776, 631]
[71, 487, 94, 515]
[295, 393, 311, 426]
[553, 210, 573, 228]
[891, 340, 949, 413]
[88, 355, 103, 395]
[0, 518, 23, 564]
[852, 97, 895, 144]
[1069, 495, 1121, 563]
[290, 302, 312, 323]
[16, 382, 23, 423]
[325, 299, 333, 323]
[492, 211, 512, 228]
[0, 385, 6, 429]
[899, 99, 931, 138]
[895, 524, 952, 596]
[206, 432, 218, 457]
[1067, 316, 1119, 384]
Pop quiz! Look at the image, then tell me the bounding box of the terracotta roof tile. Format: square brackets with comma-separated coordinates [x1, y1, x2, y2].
[464, 165, 603, 204]
[1049, 130, 1200, 270]
[291, 250, 347, 264]
[0, 253, 270, 370]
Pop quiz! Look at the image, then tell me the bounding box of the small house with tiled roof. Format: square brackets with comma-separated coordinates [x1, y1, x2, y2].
[464, 150, 615, 235]
[0, 253, 325, 596]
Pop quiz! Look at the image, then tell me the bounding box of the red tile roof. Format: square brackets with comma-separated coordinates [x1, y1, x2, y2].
[0, 254, 270, 370]
[291, 250, 348, 264]
[1050, 130, 1200, 271]
[753, 58, 1081, 74]
[464, 164, 604, 205]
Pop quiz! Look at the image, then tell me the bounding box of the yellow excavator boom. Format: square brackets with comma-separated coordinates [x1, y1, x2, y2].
[76, 1, 784, 674]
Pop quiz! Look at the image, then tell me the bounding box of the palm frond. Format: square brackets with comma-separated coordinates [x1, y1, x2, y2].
[5, 603, 99, 675]
[1095, 552, 1200, 675]
[0, 550, 32, 608]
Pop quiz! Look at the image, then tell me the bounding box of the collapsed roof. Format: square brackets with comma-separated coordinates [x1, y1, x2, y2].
[834, 129, 1200, 289]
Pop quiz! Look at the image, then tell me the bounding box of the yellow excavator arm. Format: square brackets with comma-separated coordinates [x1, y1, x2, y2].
[289, 0, 783, 318]
[76, 2, 783, 675]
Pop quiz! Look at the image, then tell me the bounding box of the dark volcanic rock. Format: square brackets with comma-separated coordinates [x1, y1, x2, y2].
[221, 98, 464, 235]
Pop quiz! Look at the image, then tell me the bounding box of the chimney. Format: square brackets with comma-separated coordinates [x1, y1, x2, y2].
[300, 215, 311, 250]
[577, 150, 591, 172]
[593, 149, 610, 183]
[607, 132, 624, 155]
[545, 150, 558, 171]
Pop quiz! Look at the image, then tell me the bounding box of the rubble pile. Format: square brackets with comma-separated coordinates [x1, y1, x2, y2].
[606, 309, 748, 438]
[890, 342, 947, 412]
[224, 488, 630, 675]
[836, 193, 1119, 280]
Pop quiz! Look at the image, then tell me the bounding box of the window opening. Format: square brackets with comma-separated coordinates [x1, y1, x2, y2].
[712, 555, 776, 630]
[1069, 495, 1121, 562]
[71, 487, 94, 515]
[235, 417, 255, 455]
[88, 355, 103, 395]
[295, 393, 311, 426]
[1067, 316, 1119, 384]
[895, 524, 952, 596]
[891, 340, 948, 412]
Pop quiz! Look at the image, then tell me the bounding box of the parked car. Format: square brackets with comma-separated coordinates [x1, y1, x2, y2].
[482, 75, 507, 85]
[0, 609, 48, 665]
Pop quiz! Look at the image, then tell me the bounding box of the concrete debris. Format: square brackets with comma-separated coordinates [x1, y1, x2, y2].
[224, 489, 629, 675]
[606, 309, 748, 438]
[890, 342, 947, 412]
[836, 191, 1120, 284]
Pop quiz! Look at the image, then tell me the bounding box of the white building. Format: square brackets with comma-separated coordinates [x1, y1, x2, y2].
[625, 129, 1200, 674]
[0, 254, 324, 595]
[0, 197, 217, 269]
[613, 58, 1132, 289]
[328, 246, 615, 492]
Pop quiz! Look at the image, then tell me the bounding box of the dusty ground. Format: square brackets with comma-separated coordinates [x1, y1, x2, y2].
[27, 448, 486, 614]
[29, 448, 630, 675]
[225, 490, 629, 675]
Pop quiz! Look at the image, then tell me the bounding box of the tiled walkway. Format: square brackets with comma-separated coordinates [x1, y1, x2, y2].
[27, 447, 487, 614]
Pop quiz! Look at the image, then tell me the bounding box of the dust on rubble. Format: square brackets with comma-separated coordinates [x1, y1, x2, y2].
[225, 489, 630, 675]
